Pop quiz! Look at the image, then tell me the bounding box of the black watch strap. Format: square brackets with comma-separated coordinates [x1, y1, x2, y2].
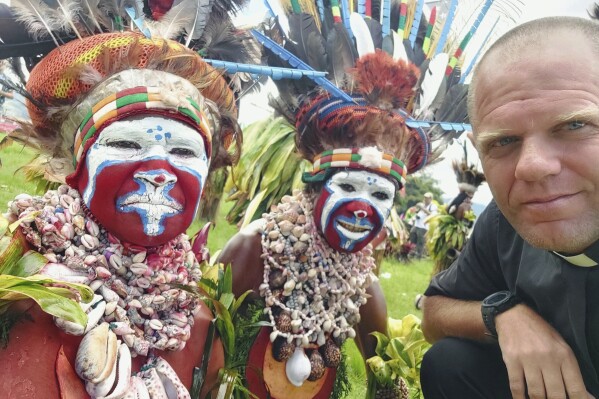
[481, 291, 520, 338]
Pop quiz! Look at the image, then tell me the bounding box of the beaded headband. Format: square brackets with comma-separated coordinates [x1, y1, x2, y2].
[72, 86, 212, 166]
[302, 147, 407, 188]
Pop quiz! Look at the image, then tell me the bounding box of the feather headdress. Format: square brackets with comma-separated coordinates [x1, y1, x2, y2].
[2, 0, 261, 182]
[254, 0, 522, 181]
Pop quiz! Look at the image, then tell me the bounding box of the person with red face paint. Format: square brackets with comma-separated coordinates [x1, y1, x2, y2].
[217, 13, 471, 399]
[0, 2, 257, 397]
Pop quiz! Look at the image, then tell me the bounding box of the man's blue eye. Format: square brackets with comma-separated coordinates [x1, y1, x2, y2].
[567, 121, 585, 130]
[493, 137, 517, 147]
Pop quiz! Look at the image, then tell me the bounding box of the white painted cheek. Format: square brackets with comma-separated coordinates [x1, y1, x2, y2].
[81, 143, 116, 207]
[320, 182, 345, 230]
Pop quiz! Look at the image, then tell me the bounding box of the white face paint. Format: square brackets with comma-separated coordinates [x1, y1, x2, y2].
[81, 116, 209, 240]
[315, 170, 396, 252]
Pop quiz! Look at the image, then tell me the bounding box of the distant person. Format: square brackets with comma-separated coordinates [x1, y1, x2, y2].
[421, 16, 599, 399]
[409, 192, 437, 258]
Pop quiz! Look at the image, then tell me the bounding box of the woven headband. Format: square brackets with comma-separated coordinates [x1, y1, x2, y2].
[303, 147, 407, 188]
[72, 86, 212, 166]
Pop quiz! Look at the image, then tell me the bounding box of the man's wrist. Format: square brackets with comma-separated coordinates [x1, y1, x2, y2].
[481, 291, 521, 338]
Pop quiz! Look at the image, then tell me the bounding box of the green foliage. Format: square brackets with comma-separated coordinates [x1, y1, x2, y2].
[0, 139, 43, 208]
[366, 315, 431, 399]
[426, 207, 474, 276]
[396, 173, 444, 211]
[224, 117, 310, 226]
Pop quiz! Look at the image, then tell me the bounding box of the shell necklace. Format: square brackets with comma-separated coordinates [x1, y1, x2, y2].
[258, 190, 376, 385]
[11, 185, 203, 398]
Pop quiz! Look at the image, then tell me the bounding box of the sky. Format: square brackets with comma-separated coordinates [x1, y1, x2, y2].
[0, 0, 595, 206]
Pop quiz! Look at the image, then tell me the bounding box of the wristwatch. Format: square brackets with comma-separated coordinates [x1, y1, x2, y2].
[481, 291, 520, 338]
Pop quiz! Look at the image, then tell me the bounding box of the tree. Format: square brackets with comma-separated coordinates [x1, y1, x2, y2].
[396, 172, 444, 212]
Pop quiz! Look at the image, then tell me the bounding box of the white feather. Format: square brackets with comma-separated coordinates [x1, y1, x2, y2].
[416, 52, 449, 113]
[81, 0, 112, 32]
[54, 0, 83, 38]
[392, 30, 407, 61]
[78, 65, 104, 85]
[184, 0, 214, 47]
[12, 0, 60, 45]
[349, 12, 374, 57]
[146, 0, 195, 39]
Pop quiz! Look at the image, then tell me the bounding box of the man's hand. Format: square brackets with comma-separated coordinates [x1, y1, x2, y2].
[496, 304, 594, 399]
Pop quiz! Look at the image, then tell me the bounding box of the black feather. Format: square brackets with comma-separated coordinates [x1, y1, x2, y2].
[363, 17, 383, 49]
[381, 34, 393, 56]
[446, 66, 462, 91]
[325, 23, 356, 88]
[200, 18, 249, 63]
[288, 13, 327, 71]
[434, 83, 468, 123]
[402, 38, 415, 63]
[389, 0, 400, 31]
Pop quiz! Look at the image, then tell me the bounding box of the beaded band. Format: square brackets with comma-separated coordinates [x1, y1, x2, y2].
[72, 86, 212, 166]
[303, 147, 407, 187]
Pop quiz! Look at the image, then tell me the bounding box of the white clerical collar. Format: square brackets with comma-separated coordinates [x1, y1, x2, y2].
[553, 241, 599, 267]
[553, 252, 598, 267]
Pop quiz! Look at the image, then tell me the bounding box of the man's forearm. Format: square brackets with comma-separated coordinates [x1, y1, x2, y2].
[421, 295, 492, 343]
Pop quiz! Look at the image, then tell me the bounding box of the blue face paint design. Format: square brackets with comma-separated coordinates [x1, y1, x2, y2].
[322, 184, 386, 251]
[147, 126, 171, 142]
[116, 169, 181, 236]
[83, 155, 206, 236]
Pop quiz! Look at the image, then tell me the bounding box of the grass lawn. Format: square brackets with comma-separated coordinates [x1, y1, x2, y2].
[0, 139, 434, 398]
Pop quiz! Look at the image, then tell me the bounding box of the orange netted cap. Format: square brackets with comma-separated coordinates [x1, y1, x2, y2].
[26, 32, 236, 135]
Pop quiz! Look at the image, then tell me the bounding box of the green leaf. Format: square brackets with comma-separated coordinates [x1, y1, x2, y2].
[0, 284, 87, 326]
[231, 289, 253, 319]
[12, 250, 47, 277]
[0, 215, 9, 237]
[219, 292, 235, 310]
[240, 189, 267, 229]
[223, 264, 233, 295]
[370, 331, 390, 357]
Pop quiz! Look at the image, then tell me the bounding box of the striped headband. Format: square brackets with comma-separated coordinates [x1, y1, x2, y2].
[72, 86, 212, 166]
[303, 147, 407, 188]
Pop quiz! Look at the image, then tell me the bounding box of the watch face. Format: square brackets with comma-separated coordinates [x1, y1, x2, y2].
[485, 291, 512, 306]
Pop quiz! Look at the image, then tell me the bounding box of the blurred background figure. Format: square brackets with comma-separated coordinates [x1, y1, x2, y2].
[410, 192, 438, 259]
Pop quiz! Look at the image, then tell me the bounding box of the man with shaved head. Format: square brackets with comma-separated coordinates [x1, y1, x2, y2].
[420, 16, 599, 399]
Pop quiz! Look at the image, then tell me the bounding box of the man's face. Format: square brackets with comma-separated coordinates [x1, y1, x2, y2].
[472, 31, 599, 253]
[76, 116, 209, 247]
[313, 170, 395, 252]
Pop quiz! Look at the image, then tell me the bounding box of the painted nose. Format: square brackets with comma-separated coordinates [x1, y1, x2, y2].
[346, 201, 372, 218]
[135, 170, 177, 187]
[354, 210, 368, 218]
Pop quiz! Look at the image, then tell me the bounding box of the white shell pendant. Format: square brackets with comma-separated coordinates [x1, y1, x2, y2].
[285, 347, 311, 387]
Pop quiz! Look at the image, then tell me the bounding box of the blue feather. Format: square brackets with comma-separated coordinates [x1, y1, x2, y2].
[460, 17, 499, 83]
[204, 59, 327, 80]
[408, 0, 424, 48]
[251, 29, 355, 102]
[125, 6, 150, 38]
[340, 0, 353, 38]
[433, 0, 457, 55]
[263, 0, 277, 18]
[381, 0, 390, 36]
[469, 0, 494, 40]
[358, 0, 366, 16]
[316, 0, 325, 25]
[405, 119, 472, 132]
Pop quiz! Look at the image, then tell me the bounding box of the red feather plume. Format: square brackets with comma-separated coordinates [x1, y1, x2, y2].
[350, 49, 420, 110]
